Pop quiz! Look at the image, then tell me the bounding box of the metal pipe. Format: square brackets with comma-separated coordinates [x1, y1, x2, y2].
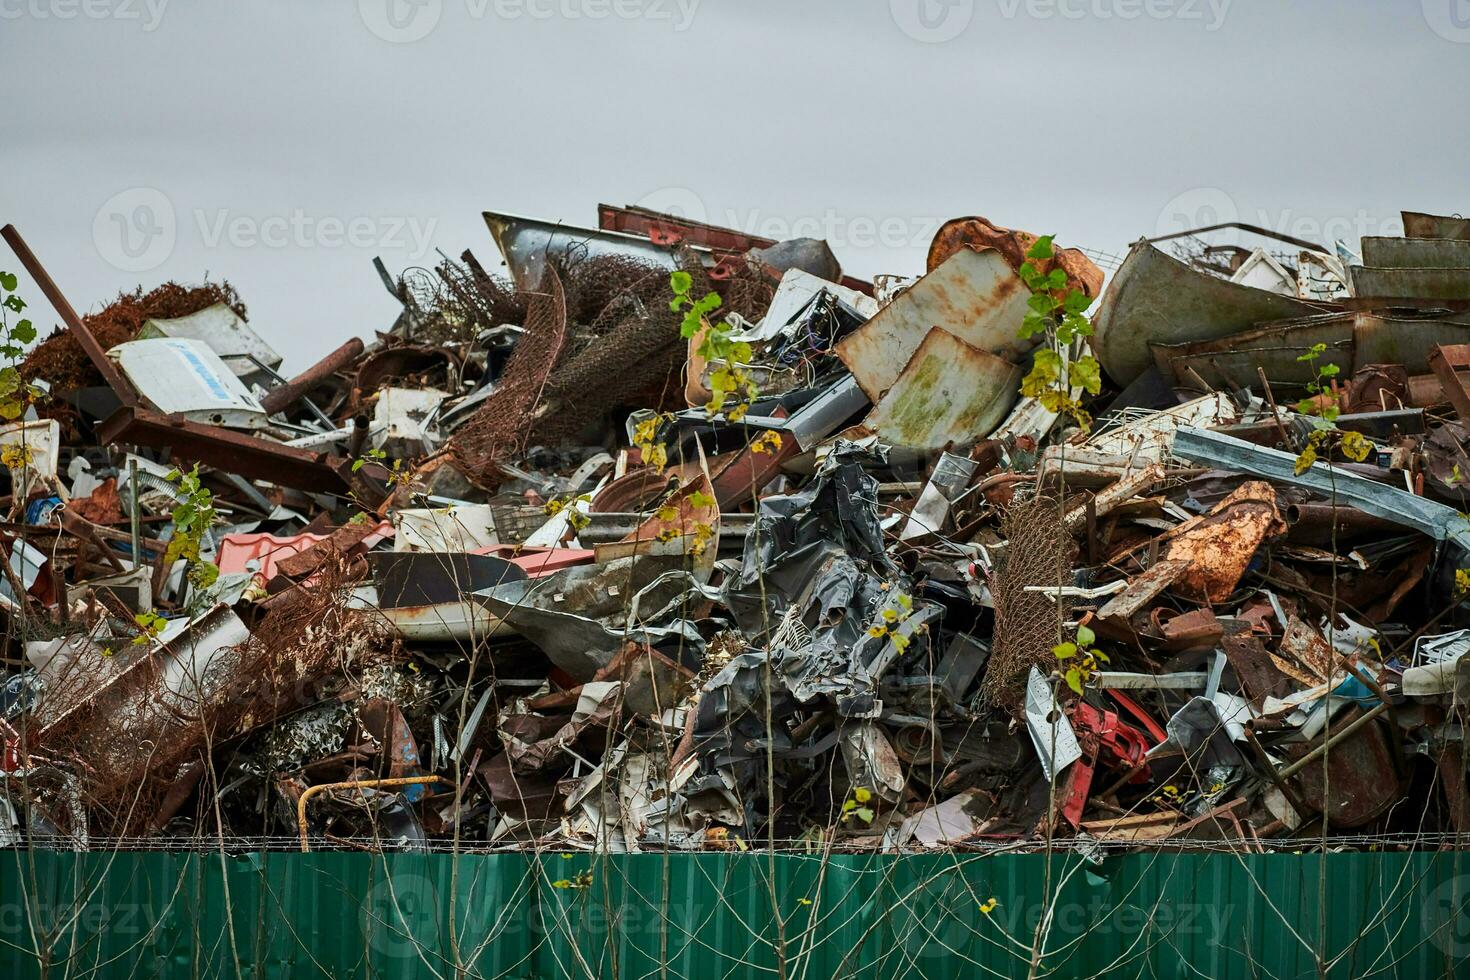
[1284, 502, 1398, 533]
[346, 414, 371, 460]
[261, 337, 365, 415]
[297, 775, 449, 852]
[128, 458, 141, 567]
[1277, 702, 1391, 780]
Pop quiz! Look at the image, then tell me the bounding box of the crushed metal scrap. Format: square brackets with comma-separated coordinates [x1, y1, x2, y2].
[3, 205, 1470, 853]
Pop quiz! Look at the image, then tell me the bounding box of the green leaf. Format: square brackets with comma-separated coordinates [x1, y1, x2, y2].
[670, 271, 693, 295]
[1052, 642, 1078, 660]
[3, 295, 25, 313]
[1319, 363, 1340, 377]
[12, 319, 35, 344]
[1069, 356, 1102, 395]
[1065, 667, 1083, 695]
[0, 272, 17, 292]
[1076, 625, 1095, 647]
[0, 399, 21, 420]
[1025, 235, 1056, 260]
[1063, 291, 1092, 314]
[1045, 269, 1068, 290]
[853, 807, 874, 823]
[1019, 311, 1047, 338]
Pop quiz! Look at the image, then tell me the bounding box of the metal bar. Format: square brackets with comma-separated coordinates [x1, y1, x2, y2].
[1173, 426, 1470, 554]
[0, 224, 136, 401]
[98, 406, 360, 495]
[297, 776, 450, 852]
[1141, 221, 1326, 255]
[260, 337, 365, 415]
[128, 458, 141, 566]
[1277, 702, 1391, 780]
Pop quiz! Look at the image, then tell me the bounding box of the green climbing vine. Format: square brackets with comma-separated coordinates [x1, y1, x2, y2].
[671, 271, 756, 420]
[1015, 237, 1101, 430]
[0, 270, 41, 421]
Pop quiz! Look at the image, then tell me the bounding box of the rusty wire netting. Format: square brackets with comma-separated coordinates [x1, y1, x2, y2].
[398, 252, 528, 346]
[25, 557, 392, 836]
[984, 495, 1076, 705]
[447, 266, 570, 484]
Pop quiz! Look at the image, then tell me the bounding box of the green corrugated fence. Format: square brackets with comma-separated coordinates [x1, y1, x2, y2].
[3, 848, 1470, 978]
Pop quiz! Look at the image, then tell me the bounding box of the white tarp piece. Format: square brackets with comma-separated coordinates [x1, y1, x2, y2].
[374, 387, 449, 457]
[110, 338, 269, 430]
[394, 504, 499, 552]
[136, 303, 282, 386]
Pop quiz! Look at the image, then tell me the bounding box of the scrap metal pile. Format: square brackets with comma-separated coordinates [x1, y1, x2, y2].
[2, 205, 1469, 852]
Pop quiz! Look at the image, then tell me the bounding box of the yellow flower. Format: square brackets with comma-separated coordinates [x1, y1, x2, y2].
[979, 898, 999, 914]
[797, 897, 812, 906]
[867, 625, 888, 639]
[882, 608, 899, 623]
[853, 787, 872, 804]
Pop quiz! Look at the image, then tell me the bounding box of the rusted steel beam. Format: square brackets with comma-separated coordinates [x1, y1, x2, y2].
[1429, 344, 1470, 422]
[97, 406, 354, 493]
[1, 223, 135, 401]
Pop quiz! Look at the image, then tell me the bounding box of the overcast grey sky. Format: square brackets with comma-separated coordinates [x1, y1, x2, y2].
[3, 0, 1468, 370]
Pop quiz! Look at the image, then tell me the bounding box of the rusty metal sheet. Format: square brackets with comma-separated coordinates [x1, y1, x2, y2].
[925, 215, 1103, 297]
[1353, 311, 1470, 373]
[835, 247, 1034, 401]
[1163, 481, 1284, 603]
[1350, 266, 1470, 301]
[1096, 559, 1186, 621]
[1361, 236, 1470, 269]
[1403, 210, 1470, 241]
[1093, 242, 1327, 386]
[1150, 313, 1353, 389]
[1276, 616, 1337, 685]
[1291, 706, 1401, 828]
[852, 327, 1020, 451]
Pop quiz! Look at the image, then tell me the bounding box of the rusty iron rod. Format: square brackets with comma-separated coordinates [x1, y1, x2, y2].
[0, 224, 135, 401]
[261, 337, 365, 415]
[1277, 702, 1391, 780]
